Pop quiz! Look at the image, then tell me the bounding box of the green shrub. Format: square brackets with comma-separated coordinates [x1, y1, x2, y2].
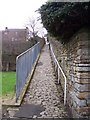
[38, 2, 89, 44]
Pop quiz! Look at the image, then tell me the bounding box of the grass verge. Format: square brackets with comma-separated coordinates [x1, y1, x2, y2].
[0, 72, 16, 97]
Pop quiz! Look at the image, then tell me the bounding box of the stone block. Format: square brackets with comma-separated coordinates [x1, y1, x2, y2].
[75, 66, 90, 72]
[69, 74, 75, 83]
[70, 106, 79, 118]
[76, 107, 90, 116]
[77, 48, 89, 56]
[78, 40, 90, 47]
[69, 91, 87, 107]
[76, 98, 87, 107]
[75, 77, 90, 84]
[77, 63, 90, 67]
[74, 83, 90, 92]
[73, 101, 77, 108]
[76, 91, 90, 100]
[87, 99, 90, 107]
[74, 59, 90, 64]
[76, 72, 90, 79]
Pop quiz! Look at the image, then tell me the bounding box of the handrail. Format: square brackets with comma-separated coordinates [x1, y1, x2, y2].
[50, 44, 67, 105]
[16, 42, 39, 60]
[16, 42, 40, 100]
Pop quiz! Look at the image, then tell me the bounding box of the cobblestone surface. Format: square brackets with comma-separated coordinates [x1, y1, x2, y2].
[3, 45, 69, 118]
[23, 45, 68, 118]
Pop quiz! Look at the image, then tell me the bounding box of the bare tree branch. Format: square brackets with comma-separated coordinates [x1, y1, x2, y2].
[25, 16, 47, 38]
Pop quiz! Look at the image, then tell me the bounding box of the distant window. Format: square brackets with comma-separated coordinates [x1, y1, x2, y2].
[16, 32, 17, 35]
[4, 32, 7, 35]
[12, 38, 14, 41]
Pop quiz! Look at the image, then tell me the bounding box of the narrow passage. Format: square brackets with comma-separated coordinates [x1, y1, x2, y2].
[6, 45, 69, 118]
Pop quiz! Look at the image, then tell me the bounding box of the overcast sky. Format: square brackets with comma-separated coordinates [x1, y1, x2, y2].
[0, 0, 47, 30]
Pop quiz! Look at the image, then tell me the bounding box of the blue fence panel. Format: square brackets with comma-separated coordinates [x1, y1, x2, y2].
[16, 42, 40, 99]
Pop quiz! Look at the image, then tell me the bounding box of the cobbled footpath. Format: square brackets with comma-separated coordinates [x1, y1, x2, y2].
[23, 45, 68, 118]
[3, 45, 69, 118]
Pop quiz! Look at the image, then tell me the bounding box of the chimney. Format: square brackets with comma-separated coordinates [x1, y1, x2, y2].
[5, 27, 8, 30]
[26, 27, 29, 34]
[26, 27, 28, 29]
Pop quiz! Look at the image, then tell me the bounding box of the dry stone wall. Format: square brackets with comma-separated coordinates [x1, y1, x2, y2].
[50, 28, 90, 118]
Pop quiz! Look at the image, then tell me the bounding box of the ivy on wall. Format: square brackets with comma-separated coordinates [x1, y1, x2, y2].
[38, 2, 90, 44]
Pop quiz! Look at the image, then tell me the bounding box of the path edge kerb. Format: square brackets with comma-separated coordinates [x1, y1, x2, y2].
[2, 53, 41, 107]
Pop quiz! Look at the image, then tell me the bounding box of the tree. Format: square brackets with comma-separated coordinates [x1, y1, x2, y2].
[27, 17, 38, 38]
[38, 2, 90, 44]
[26, 17, 47, 39]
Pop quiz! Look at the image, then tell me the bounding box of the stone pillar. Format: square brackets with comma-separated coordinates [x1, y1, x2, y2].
[74, 39, 90, 118]
[68, 31, 90, 118]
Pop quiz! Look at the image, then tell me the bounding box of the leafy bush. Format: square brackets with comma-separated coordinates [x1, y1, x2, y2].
[38, 2, 90, 44]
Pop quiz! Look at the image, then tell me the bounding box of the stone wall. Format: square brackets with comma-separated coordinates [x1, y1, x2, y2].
[50, 28, 90, 118]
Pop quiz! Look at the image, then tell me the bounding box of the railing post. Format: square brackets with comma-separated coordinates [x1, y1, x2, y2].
[64, 77, 67, 105]
[58, 67, 60, 84]
[49, 44, 67, 106]
[55, 63, 57, 73]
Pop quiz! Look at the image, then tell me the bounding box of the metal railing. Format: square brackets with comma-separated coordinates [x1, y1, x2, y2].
[50, 44, 67, 105]
[16, 42, 40, 99]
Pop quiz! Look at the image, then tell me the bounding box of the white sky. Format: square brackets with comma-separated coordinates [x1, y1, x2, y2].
[0, 0, 47, 31]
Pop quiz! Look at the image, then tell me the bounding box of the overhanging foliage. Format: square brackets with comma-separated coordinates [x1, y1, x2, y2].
[38, 2, 90, 44]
